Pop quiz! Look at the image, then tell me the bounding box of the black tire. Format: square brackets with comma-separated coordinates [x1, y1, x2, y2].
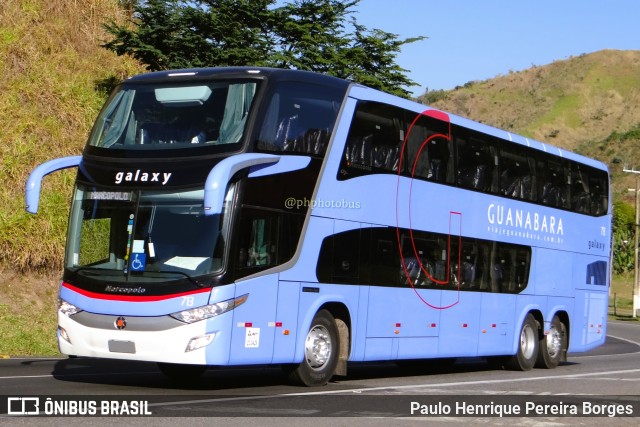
[506, 313, 539, 371]
[286, 309, 339, 386]
[535, 315, 567, 369]
[157, 362, 206, 380]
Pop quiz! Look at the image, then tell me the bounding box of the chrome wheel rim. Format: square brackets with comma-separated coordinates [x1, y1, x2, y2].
[546, 325, 562, 359]
[304, 325, 332, 370]
[520, 323, 536, 360]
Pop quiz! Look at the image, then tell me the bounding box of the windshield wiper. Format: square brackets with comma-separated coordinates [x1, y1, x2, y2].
[158, 270, 205, 288]
[70, 266, 111, 277]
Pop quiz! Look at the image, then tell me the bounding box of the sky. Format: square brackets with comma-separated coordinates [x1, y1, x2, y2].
[352, 0, 640, 95]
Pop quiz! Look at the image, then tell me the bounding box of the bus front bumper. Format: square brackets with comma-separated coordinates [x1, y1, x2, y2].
[57, 310, 229, 365]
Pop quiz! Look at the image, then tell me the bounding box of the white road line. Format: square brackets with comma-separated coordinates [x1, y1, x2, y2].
[570, 334, 640, 358]
[288, 368, 640, 395]
[147, 368, 640, 408]
[607, 334, 640, 347]
[607, 335, 640, 347]
[0, 371, 157, 380]
[0, 374, 53, 380]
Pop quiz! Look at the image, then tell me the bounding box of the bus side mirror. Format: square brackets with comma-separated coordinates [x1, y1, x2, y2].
[26, 156, 82, 214]
[204, 153, 310, 215]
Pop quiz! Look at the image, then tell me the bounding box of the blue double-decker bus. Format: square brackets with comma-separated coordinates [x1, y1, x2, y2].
[26, 67, 611, 386]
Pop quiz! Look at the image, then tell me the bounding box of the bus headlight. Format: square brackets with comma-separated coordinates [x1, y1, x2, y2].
[170, 294, 248, 324]
[59, 299, 82, 317]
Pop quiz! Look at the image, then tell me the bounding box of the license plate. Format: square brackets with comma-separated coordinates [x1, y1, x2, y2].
[108, 340, 136, 354]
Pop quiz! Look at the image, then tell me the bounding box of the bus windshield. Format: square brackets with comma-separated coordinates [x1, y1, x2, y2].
[65, 184, 235, 282]
[87, 80, 259, 149]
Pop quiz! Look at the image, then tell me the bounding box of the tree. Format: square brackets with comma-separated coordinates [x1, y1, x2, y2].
[337, 22, 424, 97]
[103, 0, 274, 70]
[268, 0, 355, 74]
[613, 201, 636, 274]
[103, 0, 425, 97]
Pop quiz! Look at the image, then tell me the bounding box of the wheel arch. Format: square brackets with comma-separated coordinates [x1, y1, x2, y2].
[552, 310, 570, 362]
[317, 301, 351, 376]
[529, 309, 544, 339]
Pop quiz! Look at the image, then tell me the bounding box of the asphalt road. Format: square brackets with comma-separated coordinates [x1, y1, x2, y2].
[0, 320, 638, 426]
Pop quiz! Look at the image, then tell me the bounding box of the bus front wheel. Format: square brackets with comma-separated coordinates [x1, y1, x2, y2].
[535, 315, 567, 369]
[506, 313, 539, 371]
[286, 309, 339, 386]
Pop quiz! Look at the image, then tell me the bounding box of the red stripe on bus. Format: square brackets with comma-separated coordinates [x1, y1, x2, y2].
[423, 109, 450, 123]
[61, 282, 211, 302]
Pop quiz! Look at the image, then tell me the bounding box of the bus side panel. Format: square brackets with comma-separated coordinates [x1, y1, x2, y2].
[364, 338, 395, 361]
[350, 285, 370, 362]
[570, 252, 608, 352]
[437, 291, 481, 357]
[533, 249, 574, 297]
[271, 280, 301, 363]
[228, 274, 278, 365]
[571, 290, 607, 352]
[477, 293, 516, 356]
[364, 287, 398, 360]
[366, 287, 441, 360]
[366, 287, 441, 339]
[397, 337, 439, 359]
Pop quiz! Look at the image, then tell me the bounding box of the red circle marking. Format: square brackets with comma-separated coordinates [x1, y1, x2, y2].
[395, 110, 459, 310]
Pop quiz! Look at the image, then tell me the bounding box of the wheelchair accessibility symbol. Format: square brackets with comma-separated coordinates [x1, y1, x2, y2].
[130, 253, 146, 272]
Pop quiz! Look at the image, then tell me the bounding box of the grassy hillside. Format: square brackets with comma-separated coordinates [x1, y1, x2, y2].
[0, 0, 142, 272]
[421, 50, 640, 201]
[424, 50, 640, 150]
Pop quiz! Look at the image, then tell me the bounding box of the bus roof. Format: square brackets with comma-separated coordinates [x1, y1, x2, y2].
[123, 67, 606, 173]
[125, 66, 351, 91]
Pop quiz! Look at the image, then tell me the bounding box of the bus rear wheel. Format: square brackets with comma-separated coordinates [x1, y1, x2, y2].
[286, 309, 339, 387]
[506, 313, 538, 371]
[535, 315, 567, 369]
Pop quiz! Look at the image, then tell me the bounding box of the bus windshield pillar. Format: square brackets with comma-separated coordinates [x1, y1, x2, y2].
[204, 153, 310, 215]
[25, 156, 82, 214]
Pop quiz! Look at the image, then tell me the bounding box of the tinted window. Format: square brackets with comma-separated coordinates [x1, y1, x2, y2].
[339, 102, 406, 179]
[255, 81, 343, 157]
[456, 132, 495, 192]
[338, 101, 608, 217]
[317, 226, 531, 294]
[538, 158, 570, 209]
[88, 81, 259, 149]
[235, 207, 304, 276]
[498, 149, 535, 201]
